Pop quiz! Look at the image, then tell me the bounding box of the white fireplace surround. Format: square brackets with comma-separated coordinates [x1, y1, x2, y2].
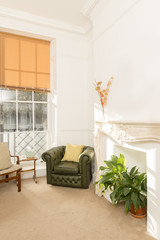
[94, 121, 160, 240]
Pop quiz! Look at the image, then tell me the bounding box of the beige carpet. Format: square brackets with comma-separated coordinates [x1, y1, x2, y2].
[0, 177, 155, 240]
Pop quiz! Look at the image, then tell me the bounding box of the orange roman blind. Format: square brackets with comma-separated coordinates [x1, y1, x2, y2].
[0, 32, 50, 92]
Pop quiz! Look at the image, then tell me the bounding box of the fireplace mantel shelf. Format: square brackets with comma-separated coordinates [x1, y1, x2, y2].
[96, 121, 160, 143]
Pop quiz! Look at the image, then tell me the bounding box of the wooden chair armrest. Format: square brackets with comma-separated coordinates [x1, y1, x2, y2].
[10, 155, 20, 164]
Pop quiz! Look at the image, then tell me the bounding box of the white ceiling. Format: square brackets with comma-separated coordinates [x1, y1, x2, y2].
[0, 0, 89, 27]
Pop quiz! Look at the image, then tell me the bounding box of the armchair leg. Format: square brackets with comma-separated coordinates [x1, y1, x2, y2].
[6, 174, 9, 183]
[17, 171, 21, 192]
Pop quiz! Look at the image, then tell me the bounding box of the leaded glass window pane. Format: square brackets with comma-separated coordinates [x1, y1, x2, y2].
[15, 132, 33, 156]
[34, 132, 47, 157]
[18, 103, 33, 131]
[34, 103, 47, 131]
[0, 102, 16, 132]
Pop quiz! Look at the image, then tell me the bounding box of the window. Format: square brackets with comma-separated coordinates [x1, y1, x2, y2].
[0, 32, 51, 159]
[0, 89, 48, 158]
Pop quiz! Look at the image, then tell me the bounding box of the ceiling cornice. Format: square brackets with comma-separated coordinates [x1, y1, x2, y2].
[81, 0, 100, 17]
[0, 6, 89, 34]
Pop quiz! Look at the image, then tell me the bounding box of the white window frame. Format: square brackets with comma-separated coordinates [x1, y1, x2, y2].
[0, 89, 49, 159]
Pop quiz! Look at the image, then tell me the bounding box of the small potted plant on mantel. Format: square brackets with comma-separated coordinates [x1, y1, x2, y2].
[95, 154, 147, 218]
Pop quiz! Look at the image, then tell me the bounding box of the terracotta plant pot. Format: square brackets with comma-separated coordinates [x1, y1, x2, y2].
[129, 203, 147, 218]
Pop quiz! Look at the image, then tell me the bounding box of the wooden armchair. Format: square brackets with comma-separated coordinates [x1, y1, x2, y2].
[0, 143, 22, 192]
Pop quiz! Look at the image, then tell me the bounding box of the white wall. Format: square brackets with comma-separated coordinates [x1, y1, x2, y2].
[57, 31, 93, 146]
[91, 0, 160, 122]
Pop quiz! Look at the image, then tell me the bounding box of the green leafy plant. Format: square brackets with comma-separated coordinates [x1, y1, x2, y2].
[95, 154, 147, 213]
[121, 166, 147, 213]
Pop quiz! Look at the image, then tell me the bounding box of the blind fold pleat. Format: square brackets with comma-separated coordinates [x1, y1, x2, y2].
[0, 32, 50, 92]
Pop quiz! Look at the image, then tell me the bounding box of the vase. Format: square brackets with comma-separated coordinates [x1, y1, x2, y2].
[129, 203, 147, 218]
[101, 106, 105, 121]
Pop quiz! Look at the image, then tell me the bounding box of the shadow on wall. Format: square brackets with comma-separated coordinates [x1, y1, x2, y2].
[94, 103, 123, 122]
[147, 146, 160, 239]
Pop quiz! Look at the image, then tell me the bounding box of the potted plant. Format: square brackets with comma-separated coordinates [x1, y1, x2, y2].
[121, 165, 147, 218]
[95, 154, 147, 218]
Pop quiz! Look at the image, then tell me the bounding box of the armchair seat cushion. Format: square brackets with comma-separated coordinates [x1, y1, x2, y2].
[53, 161, 79, 175]
[0, 164, 22, 175]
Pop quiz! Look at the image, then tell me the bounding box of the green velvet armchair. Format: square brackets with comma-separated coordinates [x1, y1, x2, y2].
[41, 146, 94, 188]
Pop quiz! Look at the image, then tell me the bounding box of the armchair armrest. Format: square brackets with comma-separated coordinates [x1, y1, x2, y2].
[10, 155, 20, 164]
[79, 147, 94, 173]
[42, 146, 65, 165]
[41, 146, 65, 184]
[78, 146, 94, 188]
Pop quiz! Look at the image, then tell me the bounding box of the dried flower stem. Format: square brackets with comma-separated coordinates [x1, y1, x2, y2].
[95, 76, 114, 118]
